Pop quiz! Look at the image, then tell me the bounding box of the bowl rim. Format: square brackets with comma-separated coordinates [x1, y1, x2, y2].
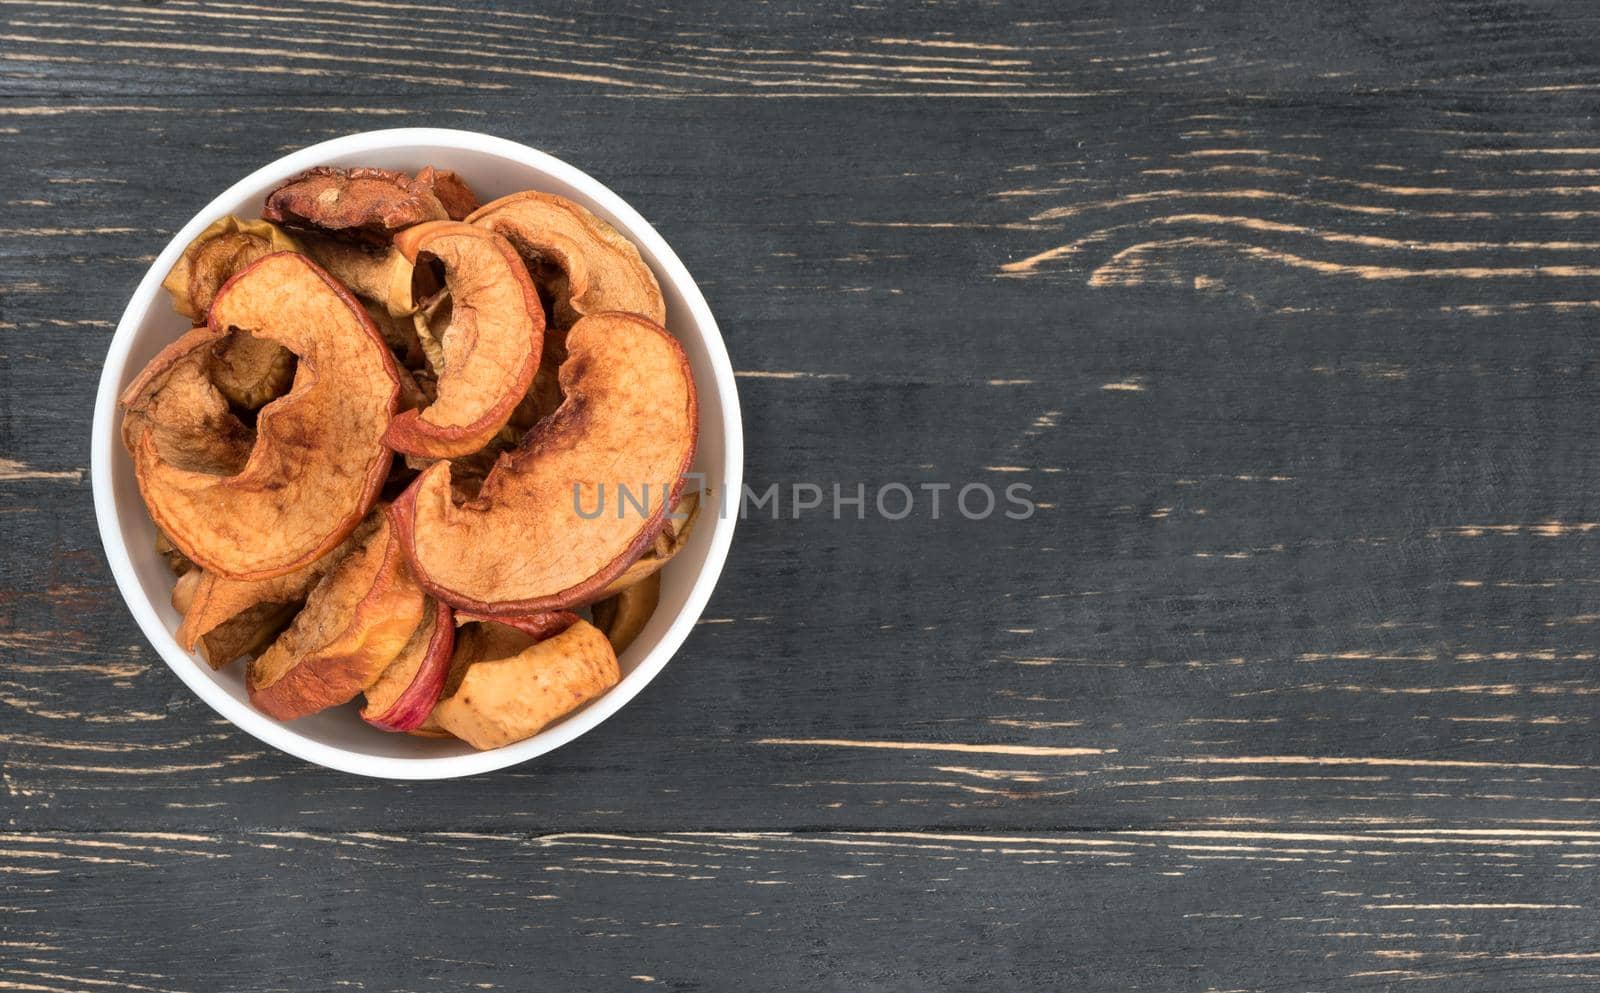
[90, 127, 743, 780]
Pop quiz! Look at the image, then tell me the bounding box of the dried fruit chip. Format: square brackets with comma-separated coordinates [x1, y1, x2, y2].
[415, 166, 480, 221]
[127, 252, 399, 580]
[121, 326, 254, 476]
[431, 617, 618, 750]
[295, 231, 418, 317]
[383, 221, 543, 459]
[248, 511, 426, 720]
[590, 571, 659, 655]
[171, 569, 297, 669]
[361, 598, 455, 732]
[467, 191, 665, 328]
[162, 216, 303, 322]
[263, 166, 447, 243]
[174, 514, 376, 652]
[393, 311, 698, 615]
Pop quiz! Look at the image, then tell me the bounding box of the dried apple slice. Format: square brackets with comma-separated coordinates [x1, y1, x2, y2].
[174, 515, 376, 652]
[467, 191, 665, 328]
[263, 166, 447, 243]
[128, 252, 399, 580]
[295, 231, 418, 317]
[171, 569, 297, 669]
[590, 572, 659, 654]
[162, 216, 302, 322]
[393, 312, 698, 615]
[430, 617, 619, 750]
[416, 166, 480, 221]
[382, 221, 543, 459]
[247, 511, 425, 721]
[361, 598, 455, 731]
[121, 326, 253, 475]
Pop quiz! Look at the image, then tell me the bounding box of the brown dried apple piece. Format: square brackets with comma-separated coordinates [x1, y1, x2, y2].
[430, 616, 618, 750]
[597, 488, 702, 598]
[295, 231, 418, 317]
[174, 514, 376, 652]
[248, 511, 426, 720]
[467, 191, 665, 328]
[382, 221, 543, 459]
[410, 289, 449, 373]
[263, 166, 447, 244]
[171, 569, 297, 669]
[393, 312, 698, 615]
[121, 326, 253, 475]
[361, 597, 455, 731]
[162, 216, 303, 322]
[127, 252, 399, 581]
[415, 166, 480, 221]
[590, 572, 659, 655]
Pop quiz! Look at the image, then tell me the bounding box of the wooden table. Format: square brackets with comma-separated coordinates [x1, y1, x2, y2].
[4, 2, 1598, 989]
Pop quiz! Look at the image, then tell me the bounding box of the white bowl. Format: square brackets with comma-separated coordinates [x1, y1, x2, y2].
[92, 128, 742, 779]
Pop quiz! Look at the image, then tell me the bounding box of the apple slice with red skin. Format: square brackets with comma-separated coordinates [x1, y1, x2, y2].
[456, 610, 579, 641]
[407, 611, 576, 739]
[262, 166, 448, 244]
[393, 311, 697, 616]
[466, 190, 665, 328]
[382, 221, 544, 459]
[247, 510, 425, 721]
[127, 252, 399, 581]
[361, 598, 456, 732]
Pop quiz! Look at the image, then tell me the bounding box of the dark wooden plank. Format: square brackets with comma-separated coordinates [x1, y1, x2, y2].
[2, 828, 1598, 992]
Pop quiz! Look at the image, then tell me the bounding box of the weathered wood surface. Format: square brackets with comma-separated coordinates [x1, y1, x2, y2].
[3, 0, 1600, 988]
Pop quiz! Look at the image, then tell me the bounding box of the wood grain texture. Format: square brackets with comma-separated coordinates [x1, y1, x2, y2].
[3, 0, 1600, 987]
[4, 829, 1599, 991]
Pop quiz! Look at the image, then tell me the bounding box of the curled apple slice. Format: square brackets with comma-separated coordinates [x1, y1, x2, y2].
[361, 598, 455, 732]
[128, 252, 399, 580]
[162, 216, 303, 322]
[175, 515, 376, 652]
[467, 191, 665, 327]
[171, 569, 296, 669]
[382, 221, 542, 458]
[416, 166, 480, 221]
[394, 312, 698, 615]
[121, 326, 253, 475]
[430, 617, 619, 750]
[247, 511, 426, 721]
[263, 166, 447, 243]
[296, 232, 418, 318]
